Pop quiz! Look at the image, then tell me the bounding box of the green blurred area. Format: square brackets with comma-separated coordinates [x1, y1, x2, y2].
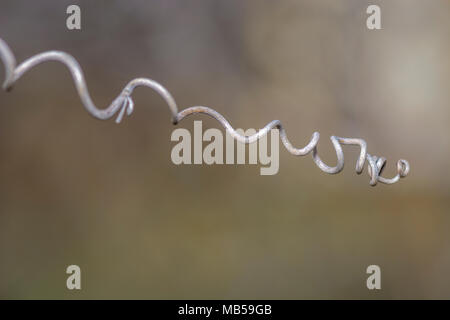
[0, 0, 449, 299]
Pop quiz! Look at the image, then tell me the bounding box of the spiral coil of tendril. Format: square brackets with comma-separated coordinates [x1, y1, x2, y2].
[0, 38, 409, 186]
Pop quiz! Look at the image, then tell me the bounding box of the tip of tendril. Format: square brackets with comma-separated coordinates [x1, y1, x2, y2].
[398, 159, 410, 177]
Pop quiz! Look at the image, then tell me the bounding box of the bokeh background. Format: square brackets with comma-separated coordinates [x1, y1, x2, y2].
[0, 0, 449, 299]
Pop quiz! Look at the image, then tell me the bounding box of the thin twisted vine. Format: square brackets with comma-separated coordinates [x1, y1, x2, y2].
[0, 38, 409, 186]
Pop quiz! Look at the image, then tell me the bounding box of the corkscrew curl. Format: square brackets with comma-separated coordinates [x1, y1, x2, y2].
[0, 38, 409, 186]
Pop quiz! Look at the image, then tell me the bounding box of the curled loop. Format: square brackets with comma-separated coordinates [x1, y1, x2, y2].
[0, 37, 409, 186]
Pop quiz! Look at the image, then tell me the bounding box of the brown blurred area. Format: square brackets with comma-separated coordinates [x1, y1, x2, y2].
[0, 0, 449, 299]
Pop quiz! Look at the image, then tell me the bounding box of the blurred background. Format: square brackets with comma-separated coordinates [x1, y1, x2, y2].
[0, 0, 449, 299]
